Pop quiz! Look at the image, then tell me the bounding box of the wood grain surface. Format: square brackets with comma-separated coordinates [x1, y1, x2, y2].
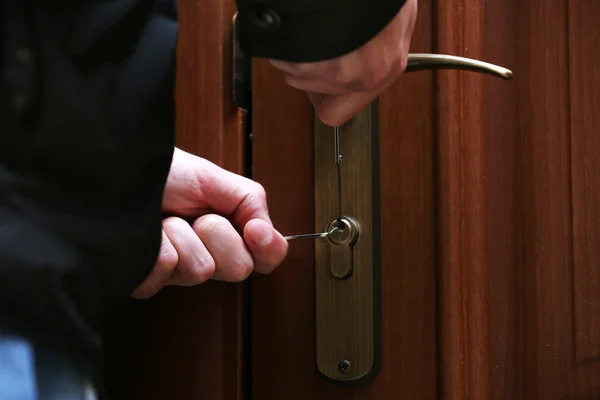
[569, 0, 600, 365]
[484, 0, 600, 398]
[434, 0, 491, 398]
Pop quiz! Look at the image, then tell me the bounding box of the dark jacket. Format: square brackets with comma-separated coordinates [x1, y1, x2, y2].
[0, 0, 407, 388]
[236, 0, 407, 62]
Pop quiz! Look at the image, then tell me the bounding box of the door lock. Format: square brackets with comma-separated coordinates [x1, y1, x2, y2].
[326, 217, 360, 279]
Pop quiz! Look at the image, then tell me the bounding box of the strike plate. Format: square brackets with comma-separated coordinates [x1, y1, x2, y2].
[314, 102, 381, 383]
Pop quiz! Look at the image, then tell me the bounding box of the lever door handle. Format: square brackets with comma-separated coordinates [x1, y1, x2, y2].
[406, 53, 513, 79]
[314, 54, 512, 383]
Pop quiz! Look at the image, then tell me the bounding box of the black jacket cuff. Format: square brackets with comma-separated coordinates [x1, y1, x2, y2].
[235, 0, 408, 63]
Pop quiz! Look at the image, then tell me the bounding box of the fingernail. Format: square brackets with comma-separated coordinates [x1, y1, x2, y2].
[250, 221, 273, 246]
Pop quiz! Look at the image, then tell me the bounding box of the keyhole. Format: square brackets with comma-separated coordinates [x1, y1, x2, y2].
[327, 217, 359, 246]
[326, 217, 359, 279]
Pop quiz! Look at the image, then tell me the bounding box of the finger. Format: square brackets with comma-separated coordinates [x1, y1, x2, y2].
[191, 158, 272, 229]
[274, 59, 369, 92]
[283, 75, 350, 95]
[310, 69, 399, 126]
[243, 218, 288, 274]
[162, 216, 215, 287]
[314, 90, 381, 126]
[193, 214, 255, 282]
[307, 92, 325, 106]
[269, 57, 368, 90]
[271, 54, 393, 93]
[268, 59, 334, 79]
[131, 230, 179, 299]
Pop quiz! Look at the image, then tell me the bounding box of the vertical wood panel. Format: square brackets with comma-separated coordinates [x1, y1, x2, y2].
[483, 0, 600, 398]
[434, 1, 491, 399]
[104, 1, 246, 399]
[377, 0, 437, 392]
[514, 1, 573, 397]
[175, 0, 244, 172]
[569, 0, 600, 363]
[251, 1, 437, 398]
[483, 0, 520, 398]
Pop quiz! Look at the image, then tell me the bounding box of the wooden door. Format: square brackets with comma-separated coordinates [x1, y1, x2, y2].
[104, 0, 600, 399]
[251, 0, 600, 399]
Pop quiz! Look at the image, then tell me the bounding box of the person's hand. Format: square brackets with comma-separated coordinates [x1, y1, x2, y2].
[131, 148, 288, 299]
[269, 0, 418, 126]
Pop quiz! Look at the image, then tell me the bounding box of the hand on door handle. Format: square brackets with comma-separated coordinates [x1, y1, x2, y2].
[292, 52, 513, 126]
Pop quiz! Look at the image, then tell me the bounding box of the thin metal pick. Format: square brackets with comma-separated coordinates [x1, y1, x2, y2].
[284, 227, 338, 241]
[334, 126, 342, 218]
[284, 127, 344, 242]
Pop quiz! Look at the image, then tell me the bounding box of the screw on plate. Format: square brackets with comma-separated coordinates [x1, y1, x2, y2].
[338, 359, 351, 374]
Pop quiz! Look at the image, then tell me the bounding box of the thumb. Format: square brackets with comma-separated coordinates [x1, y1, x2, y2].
[243, 219, 288, 275]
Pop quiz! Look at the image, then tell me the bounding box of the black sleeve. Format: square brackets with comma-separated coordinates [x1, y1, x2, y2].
[234, 0, 407, 63]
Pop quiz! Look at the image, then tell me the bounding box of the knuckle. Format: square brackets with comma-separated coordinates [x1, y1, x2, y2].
[188, 256, 216, 284]
[157, 236, 178, 273]
[242, 182, 269, 218]
[329, 64, 352, 88]
[252, 181, 267, 200]
[158, 247, 178, 272]
[361, 62, 390, 91]
[193, 214, 223, 235]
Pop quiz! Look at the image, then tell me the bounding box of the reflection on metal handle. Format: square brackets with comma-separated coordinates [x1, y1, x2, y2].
[406, 53, 513, 80]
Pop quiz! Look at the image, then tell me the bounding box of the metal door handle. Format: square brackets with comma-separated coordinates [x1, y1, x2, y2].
[406, 53, 513, 79]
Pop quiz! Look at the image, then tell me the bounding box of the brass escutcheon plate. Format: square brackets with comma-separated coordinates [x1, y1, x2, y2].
[314, 102, 381, 383]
